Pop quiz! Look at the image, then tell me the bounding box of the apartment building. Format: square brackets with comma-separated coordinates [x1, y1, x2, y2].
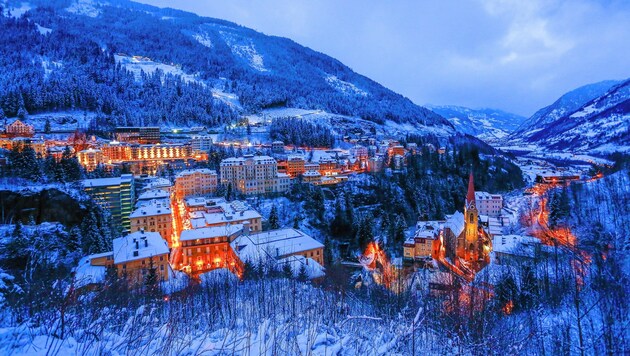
[474, 191, 503, 217]
[77, 148, 104, 171]
[180, 224, 243, 272]
[174, 169, 218, 200]
[129, 201, 173, 245]
[220, 155, 289, 195]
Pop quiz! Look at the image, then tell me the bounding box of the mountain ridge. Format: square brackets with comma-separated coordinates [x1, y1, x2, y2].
[0, 0, 453, 135]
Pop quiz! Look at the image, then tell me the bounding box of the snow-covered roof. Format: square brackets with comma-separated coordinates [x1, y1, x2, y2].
[303, 170, 321, 177]
[203, 201, 262, 225]
[278, 255, 325, 279]
[175, 168, 217, 178]
[180, 224, 243, 242]
[113, 231, 169, 264]
[82, 175, 132, 188]
[444, 211, 465, 236]
[492, 235, 539, 258]
[130, 201, 171, 218]
[73, 253, 111, 288]
[231, 228, 324, 263]
[220, 155, 277, 165]
[474, 191, 502, 200]
[138, 189, 169, 201]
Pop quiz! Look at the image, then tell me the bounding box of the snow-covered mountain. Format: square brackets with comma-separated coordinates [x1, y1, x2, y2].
[0, 0, 453, 135]
[509, 80, 630, 153]
[428, 105, 526, 143]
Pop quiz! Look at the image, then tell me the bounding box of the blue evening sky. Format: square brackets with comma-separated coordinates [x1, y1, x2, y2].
[138, 0, 630, 116]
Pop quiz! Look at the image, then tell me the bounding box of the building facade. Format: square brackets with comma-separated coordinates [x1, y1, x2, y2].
[115, 127, 160, 144]
[174, 169, 218, 200]
[220, 155, 289, 195]
[77, 148, 104, 171]
[112, 231, 171, 283]
[82, 174, 135, 232]
[5, 119, 34, 137]
[129, 201, 173, 246]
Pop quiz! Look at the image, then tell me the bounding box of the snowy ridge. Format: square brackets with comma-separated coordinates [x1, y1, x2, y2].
[509, 79, 630, 153]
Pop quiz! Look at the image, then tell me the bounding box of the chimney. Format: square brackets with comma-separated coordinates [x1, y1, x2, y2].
[145, 239, 148, 247]
[135, 240, 139, 249]
[275, 247, 279, 257]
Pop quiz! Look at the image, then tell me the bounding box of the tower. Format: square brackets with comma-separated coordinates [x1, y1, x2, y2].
[463, 170, 479, 260]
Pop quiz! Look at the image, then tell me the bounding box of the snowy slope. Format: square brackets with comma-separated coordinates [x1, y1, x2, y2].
[429, 105, 526, 143]
[509, 79, 630, 153]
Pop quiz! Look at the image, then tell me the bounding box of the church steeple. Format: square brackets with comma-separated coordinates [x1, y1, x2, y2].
[463, 169, 479, 261]
[466, 170, 476, 210]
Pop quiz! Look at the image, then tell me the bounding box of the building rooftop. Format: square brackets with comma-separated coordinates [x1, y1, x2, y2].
[113, 231, 169, 264]
[82, 174, 133, 188]
[180, 224, 243, 242]
[130, 201, 171, 218]
[175, 168, 217, 178]
[444, 211, 465, 237]
[475, 191, 502, 200]
[138, 189, 170, 201]
[231, 228, 323, 262]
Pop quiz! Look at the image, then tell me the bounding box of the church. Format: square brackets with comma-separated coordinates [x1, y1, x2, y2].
[444, 171, 493, 270]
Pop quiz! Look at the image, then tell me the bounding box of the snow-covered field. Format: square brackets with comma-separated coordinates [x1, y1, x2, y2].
[114, 55, 204, 85]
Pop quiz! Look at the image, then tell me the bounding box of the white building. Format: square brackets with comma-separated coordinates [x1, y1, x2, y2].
[220, 155, 289, 195]
[474, 192, 503, 217]
[190, 135, 213, 151]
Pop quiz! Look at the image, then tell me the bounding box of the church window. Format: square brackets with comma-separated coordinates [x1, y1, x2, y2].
[469, 213, 474, 223]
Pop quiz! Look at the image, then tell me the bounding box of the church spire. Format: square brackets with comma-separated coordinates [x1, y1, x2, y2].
[466, 170, 475, 208]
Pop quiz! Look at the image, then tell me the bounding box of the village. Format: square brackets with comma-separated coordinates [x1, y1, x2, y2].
[1, 116, 599, 298]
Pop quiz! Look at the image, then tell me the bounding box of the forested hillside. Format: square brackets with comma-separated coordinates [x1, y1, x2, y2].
[0, 0, 451, 132]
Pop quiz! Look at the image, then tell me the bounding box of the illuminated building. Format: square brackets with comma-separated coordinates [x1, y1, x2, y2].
[112, 231, 171, 283]
[77, 148, 104, 171]
[174, 168, 218, 200]
[286, 155, 306, 177]
[130, 200, 173, 246]
[114, 127, 160, 144]
[102, 141, 131, 161]
[82, 174, 135, 232]
[4, 119, 34, 138]
[129, 143, 191, 161]
[349, 145, 368, 159]
[180, 224, 243, 273]
[220, 155, 289, 195]
[187, 198, 263, 232]
[404, 220, 444, 262]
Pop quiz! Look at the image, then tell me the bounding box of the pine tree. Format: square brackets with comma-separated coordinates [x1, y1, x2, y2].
[226, 182, 233, 201]
[297, 263, 309, 282]
[282, 263, 293, 278]
[44, 119, 51, 134]
[144, 257, 160, 299]
[268, 205, 280, 229]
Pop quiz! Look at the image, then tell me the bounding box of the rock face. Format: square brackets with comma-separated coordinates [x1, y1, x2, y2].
[0, 188, 85, 226]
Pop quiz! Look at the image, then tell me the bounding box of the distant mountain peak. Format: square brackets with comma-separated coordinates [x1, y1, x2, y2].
[428, 105, 526, 144]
